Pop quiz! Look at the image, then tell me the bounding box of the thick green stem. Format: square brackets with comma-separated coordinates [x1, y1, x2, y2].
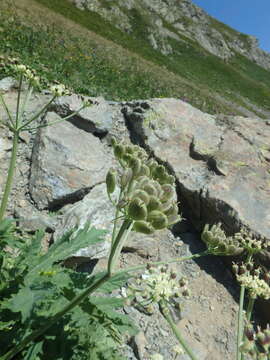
[237, 285, 245, 360]
[0, 132, 19, 221]
[160, 301, 198, 360]
[1, 272, 109, 360]
[107, 219, 132, 275]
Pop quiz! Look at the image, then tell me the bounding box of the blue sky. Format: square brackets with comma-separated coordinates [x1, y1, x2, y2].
[192, 0, 270, 53]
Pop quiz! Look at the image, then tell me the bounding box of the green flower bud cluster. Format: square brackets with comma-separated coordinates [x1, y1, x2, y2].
[234, 228, 268, 256]
[241, 323, 270, 359]
[201, 223, 244, 256]
[107, 139, 182, 233]
[126, 264, 190, 308]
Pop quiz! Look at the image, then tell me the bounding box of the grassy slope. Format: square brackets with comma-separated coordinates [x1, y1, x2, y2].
[1, 0, 270, 117]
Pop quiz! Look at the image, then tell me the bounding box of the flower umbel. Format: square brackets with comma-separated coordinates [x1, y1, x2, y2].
[106, 139, 182, 233]
[201, 223, 244, 256]
[127, 265, 189, 307]
[50, 83, 69, 97]
[236, 268, 270, 300]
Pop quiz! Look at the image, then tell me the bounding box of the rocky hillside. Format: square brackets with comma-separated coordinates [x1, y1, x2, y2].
[1, 0, 270, 118]
[70, 0, 270, 71]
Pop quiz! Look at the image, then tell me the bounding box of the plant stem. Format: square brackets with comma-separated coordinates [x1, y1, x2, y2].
[237, 285, 245, 360]
[160, 301, 198, 360]
[15, 74, 23, 128]
[107, 218, 132, 275]
[1, 272, 110, 360]
[246, 297, 255, 322]
[117, 250, 210, 275]
[0, 132, 19, 221]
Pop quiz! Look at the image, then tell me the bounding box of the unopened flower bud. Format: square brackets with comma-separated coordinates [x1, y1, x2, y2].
[167, 214, 182, 226]
[161, 184, 175, 202]
[129, 157, 141, 176]
[114, 144, 124, 159]
[106, 169, 117, 194]
[121, 168, 133, 188]
[138, 164, 150, 177]
[148, 210, 168, 230]
[110, 137, 117, 147]
[179, 278, 187, 287]
[232, 263, 239, 274]
[132, 190, 150, 205]
[182, 288, 191, 297]
[143, 183, 157, 196]
[147, 196, 162, 212]
[133, 221, 155, 234]
[128, 198, 147, 221]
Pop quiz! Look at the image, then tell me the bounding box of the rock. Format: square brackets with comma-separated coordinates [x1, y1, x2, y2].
[123, 99, 270, 244]
[15, 206, 58, 232]
[51, 94, 114, 136]
[130, 331, 148, 360]
[0, 77, 16, 92]
[53, 183, 114, 259]
[29, 112, 113, 209]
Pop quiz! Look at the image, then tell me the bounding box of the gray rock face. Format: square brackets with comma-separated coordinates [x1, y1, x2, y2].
[123, 99, 270, 243]
[29, 112, 112, 209]
[0, 77, 17, 92]
[1, 86, 270, 358]
[68, 0, 270, 70]
[51, 94, 114, 136]
[54, 183, 113, 258]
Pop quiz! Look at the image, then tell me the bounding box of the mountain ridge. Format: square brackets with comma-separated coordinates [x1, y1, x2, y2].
[69, 0, 270, 71]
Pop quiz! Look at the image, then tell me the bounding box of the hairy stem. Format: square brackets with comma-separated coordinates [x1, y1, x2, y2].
[0, 132, 19, 221]
[107, 218, 132, 275]
[160, 301, 198, 360]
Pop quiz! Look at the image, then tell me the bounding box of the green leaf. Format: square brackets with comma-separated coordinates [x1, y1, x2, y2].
[25, 223, 106, 284]
[23, 341, 43, 360]
[8, 286, 34, 322]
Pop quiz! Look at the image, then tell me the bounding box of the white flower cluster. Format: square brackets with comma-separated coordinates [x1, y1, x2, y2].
[12, 63, 40, 86]
[127, 265, 189, 306]
[237, 272, 270, 300]
[50, 84, 69, 97]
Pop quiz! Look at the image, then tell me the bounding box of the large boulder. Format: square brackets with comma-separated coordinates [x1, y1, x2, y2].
[29, 111, 113, 209]
[123, 99, 270, 246]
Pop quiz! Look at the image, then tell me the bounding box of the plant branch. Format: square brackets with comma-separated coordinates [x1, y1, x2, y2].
[160, 301, 198, 360]
[15, 74, 23, 128]
[0, 132, 19, 221]
[0, 93, 14, 126]
[117, 250, 210, 275]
